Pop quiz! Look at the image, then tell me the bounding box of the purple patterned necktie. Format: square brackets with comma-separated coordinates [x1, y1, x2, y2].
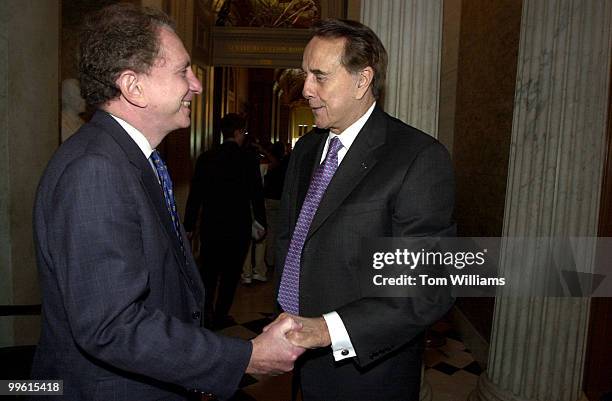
[278, 136, 343, 314]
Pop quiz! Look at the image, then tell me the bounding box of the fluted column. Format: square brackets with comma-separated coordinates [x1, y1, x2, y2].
[361, 0, 442, 138]
[361, 4, 443, 399]
[471, 1, 612, 401]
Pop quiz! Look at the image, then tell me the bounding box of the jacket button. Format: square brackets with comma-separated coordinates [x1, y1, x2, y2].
[192, 311, 201, 320]
[341, 349, 349, 356]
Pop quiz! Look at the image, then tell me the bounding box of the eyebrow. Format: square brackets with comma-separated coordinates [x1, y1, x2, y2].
[302, 67, 329, 76]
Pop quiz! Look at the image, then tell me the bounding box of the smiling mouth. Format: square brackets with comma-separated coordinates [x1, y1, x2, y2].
[181, 101, 191, 108]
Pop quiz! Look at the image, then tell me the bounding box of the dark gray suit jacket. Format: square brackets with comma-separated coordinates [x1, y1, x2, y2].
[31, 111, 251, 400]
[276, 107, 456, 401]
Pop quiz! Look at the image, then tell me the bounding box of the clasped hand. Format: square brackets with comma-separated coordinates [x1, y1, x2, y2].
[246, 313, 331, 375]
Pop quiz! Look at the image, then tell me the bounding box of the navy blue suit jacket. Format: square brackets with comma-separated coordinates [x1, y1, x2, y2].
[31, 111, 251, 400]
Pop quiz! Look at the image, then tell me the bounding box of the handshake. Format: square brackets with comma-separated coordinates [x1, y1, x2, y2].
[245, 313, 332, 375]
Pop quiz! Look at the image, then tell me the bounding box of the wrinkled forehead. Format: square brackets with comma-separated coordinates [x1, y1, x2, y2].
[302, 36, 346, 71]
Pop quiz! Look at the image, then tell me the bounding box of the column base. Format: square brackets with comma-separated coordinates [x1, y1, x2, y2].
[468, 373, 527, 401]
[419, 377, 432, 401]
[469, 373, 590, 401]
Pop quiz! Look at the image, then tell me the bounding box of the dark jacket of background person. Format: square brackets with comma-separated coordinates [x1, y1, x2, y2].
[263, 143, 289, 201]
[184, 140, 266, 240]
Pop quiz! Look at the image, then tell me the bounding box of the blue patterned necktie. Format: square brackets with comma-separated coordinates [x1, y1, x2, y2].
[150, 150, 185, 259]
[278, 136, 343, 314]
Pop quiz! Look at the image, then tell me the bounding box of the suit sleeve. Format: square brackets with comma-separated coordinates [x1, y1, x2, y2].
[49, 154, 251, 399]
[336, 141, 456, 368]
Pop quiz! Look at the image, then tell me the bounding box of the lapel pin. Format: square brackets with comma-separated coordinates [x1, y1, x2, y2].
[361, 162, 368, 169]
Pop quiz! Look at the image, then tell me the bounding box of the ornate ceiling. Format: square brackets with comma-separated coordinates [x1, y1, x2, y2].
[213, 0, 320, 28]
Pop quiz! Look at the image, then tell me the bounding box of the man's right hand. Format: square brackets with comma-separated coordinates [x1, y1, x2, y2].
[246, 314, 305, 375]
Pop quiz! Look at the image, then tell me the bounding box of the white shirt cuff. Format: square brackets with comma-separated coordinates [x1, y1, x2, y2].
[322, 311, 357, 361]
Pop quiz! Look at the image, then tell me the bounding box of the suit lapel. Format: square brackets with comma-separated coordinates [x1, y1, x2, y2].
[293, 131, 327, 226]
[306, 107, 388, 240]
[91, 112, 186, 268]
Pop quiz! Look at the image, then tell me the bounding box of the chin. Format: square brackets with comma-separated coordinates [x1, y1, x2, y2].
[314, 119, 329, 130]
[176, 117, 192, 129]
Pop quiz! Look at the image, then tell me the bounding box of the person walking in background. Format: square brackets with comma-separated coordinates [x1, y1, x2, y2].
[263, 141, 289, 277]
[241, 142, 270, 284]
[184, 113, 266, 329]
[242, 141, 289, 285]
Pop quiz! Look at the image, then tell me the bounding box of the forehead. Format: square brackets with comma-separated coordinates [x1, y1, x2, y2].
[302, 36, 346, 71]
[156, 27, 189, 66]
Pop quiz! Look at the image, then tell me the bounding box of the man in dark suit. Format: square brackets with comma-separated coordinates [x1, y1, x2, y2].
[184, 113, 266, 329]
[274, 19, 456, 400]
[31, 4, 302, 400]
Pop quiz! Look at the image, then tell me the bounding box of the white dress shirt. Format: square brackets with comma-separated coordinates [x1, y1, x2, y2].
[110, 114, 154, 159]
[110, 114, 162, 182]
[320, 102, 376, 361]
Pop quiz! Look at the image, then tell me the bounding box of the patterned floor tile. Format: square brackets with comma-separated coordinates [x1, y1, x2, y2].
[439, 337, 467, 353]
[442, 349, 476, 369]
[462, 361, 483, 376]
[431, 361, 461, 375]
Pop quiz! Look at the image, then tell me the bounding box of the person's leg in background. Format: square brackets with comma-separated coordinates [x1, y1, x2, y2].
[213, 237, 250, 328]
[264, 198, 280, 278]
[241, 240, 254, 284]
[252, 239, 267, 282]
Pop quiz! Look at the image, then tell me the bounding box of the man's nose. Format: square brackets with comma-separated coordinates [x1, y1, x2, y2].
[188, 69, 203, 94]
[302, 76, 314, 99]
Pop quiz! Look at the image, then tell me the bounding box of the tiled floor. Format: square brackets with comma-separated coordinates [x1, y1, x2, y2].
[218, 278, 481, 401]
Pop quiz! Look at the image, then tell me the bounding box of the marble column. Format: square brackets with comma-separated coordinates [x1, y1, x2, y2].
[470, 1, 612, 401]
[360, 3, 443, 400]
[360, 0, 442, 138]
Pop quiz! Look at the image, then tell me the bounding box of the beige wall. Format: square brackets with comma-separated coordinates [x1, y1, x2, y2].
[0, 0, 60, 347]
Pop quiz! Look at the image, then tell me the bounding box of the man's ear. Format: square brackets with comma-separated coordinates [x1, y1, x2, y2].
[355, 66, 374, 100]
[116, 70, 147, 108]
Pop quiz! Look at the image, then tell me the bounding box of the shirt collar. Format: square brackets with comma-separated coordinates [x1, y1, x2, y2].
[327, 102, 376, 150]
[109, 114, 154, 159]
